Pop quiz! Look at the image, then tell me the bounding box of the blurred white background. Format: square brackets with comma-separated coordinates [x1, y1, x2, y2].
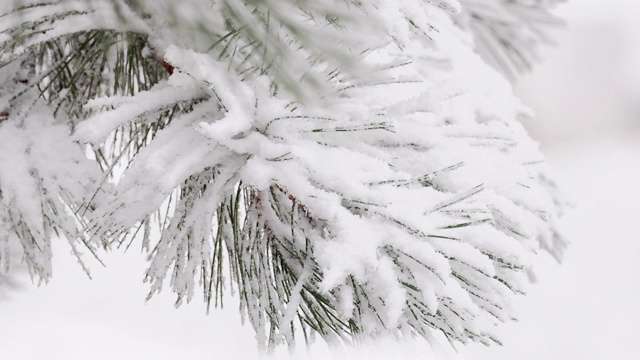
[2, 1, 640, 359]
[460, 2, 640, 358]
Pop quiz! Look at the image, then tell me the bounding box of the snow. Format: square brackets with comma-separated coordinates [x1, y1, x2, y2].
[77, 75, 204, 144]
[457, 134, 640, 360]
[3, 123, 637, 360]
[2, 0, 640, 359]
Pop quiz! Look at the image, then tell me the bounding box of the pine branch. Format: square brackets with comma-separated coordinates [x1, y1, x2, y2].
[0, 0, 568, 352]
[459, 0, 565, 80]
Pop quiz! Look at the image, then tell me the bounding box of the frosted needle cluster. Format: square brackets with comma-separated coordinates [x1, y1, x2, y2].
[0, 0, 566, 351]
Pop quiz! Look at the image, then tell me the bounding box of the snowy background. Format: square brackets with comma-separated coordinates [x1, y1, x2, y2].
[2, 1, 640, 359]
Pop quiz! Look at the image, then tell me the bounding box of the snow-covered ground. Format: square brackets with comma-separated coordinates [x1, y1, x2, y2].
[2, 1, 640, 359]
